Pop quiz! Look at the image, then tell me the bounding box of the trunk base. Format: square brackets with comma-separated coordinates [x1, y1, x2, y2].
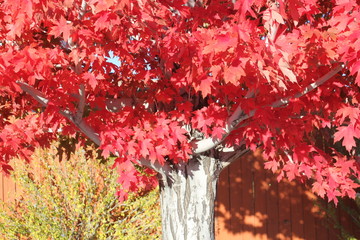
[158, 155, 221, 240]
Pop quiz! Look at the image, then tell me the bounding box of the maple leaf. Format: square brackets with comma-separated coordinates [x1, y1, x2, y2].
[350, 60, 360, 82]
[223, 65, 245, 85]
[140, 139, 153, 158]
[312, 182, 327, 198]
[213, 34, 238, 54]
[95, 12, 110, 29]
[211, 127, 225, 140]
[198, 78, 213, 98]
[49, 16, 72, 41]
[264, 159, 279, 173]
[83, 72, 98, 90]
[279, 58, 297, 83]
[334, 124, 360, 151]
[336, 106, 360, 124]
[356, 73, 360, 86]
[283, 163, 299, 181]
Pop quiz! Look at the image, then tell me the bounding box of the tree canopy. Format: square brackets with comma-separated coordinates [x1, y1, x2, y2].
[0, 0, 359, 203]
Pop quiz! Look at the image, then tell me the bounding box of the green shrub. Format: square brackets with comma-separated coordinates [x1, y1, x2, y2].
[0, 144, 161, 240]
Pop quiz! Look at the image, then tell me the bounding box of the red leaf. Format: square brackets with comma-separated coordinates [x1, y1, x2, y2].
[83, 72, 98, 90]
[199, 78, 213, 97]
[312, 182, 327, 198]
[211, 127, 225, 140]
[224, 65, 245, 85]
[264, 159, 279, 173]
[350, 60, 360, 75]
[279, 58, 297, 83]
[355, 73, 360, 86]
[49, 16, 72, 41]
[334, 124, 360, 151]
[140, 139, 153, 158]
[336, 106, 360, 124]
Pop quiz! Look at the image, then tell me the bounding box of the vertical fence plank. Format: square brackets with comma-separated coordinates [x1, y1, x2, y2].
[316, 217, 330, 240]
[252, 152, 268, 240]
[216, 166, 231, 239]
[240, 153, 256, 239]
[290, 182, 304, 240]
[229, 155, 245, 240]
[340, 204, 353, 238]
[277, 180, 292, 240]
[265, 170, 279, 240]
[302, 191, 317, 240]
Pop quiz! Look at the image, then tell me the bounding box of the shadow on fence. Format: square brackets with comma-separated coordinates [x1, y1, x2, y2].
[215, 150, 360, 240]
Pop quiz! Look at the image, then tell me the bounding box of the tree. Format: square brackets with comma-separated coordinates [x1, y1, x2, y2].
[0, 0, 360, 239]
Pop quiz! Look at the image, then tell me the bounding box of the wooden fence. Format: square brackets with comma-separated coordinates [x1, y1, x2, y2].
[215, 150, 360, 240]
[1, 151, 359, 239]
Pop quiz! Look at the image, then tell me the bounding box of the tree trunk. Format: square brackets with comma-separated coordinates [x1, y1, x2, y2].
[158, 154, 222, 240]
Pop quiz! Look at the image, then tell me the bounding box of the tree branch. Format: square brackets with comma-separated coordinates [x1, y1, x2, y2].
[17, 81, 101, 146]
[272, 64, 343, 108]
[137, 157, 173, 176]
[193, 65, 343, 154]
[220, 147, 251, 169]
[75, 84, 86, 124]
[79, 0, 87, 19]
[17, 81, 172, 173]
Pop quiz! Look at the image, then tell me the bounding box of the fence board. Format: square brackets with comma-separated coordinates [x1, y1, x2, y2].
[215, 151, 360, 240]
[253, 152, 268, 240]
[277, 176, 292, 239]
[229, 156, 244, 239]
[215, 166, 232, 239]
[302, 191, 317, 240]
[290, 182, 304, 240]
[265, 170, 279, 239]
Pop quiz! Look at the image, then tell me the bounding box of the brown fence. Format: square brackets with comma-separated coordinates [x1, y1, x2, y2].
[1, 151, 359, 239]
[215, 150, 360, 240]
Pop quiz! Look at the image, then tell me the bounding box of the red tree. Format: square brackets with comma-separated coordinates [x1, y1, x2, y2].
[1, 0, 360, 239]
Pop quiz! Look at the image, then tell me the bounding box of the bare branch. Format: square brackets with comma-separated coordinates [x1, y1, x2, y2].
[75, 84, 86, 124]
[17, 81, 49, 106]
[220, 147, 251, 169]
[283, 150, 294, 164]
[272, 64, 343, 108]
[193, 65, 343, 154]
[137, 157, 173, 175]
[17, 81, 101, 146]
[79, 0, 87, 19]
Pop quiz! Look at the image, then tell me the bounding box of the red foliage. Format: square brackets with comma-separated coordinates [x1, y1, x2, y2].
[0, 0, 359, 203]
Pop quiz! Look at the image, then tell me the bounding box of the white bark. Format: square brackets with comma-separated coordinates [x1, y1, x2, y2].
[158, 155, 222, 240]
